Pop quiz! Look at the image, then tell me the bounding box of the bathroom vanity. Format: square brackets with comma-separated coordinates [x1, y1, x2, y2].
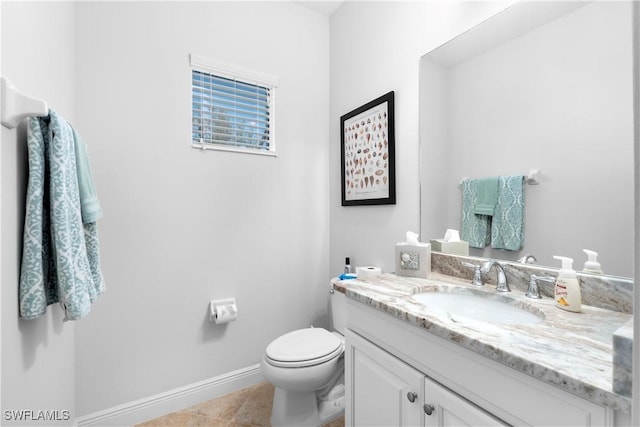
[334, 272, 632, 426]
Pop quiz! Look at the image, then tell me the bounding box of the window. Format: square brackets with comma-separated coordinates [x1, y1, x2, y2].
[190, 54, 278, 155]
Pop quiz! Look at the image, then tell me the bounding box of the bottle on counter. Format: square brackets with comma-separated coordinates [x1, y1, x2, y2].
[582, 249, 603, 274]
[553, 256, 581, 313]
[344, 257, 352, 274]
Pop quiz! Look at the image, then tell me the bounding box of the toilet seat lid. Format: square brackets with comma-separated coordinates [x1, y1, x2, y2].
[266, 328, 343, 367]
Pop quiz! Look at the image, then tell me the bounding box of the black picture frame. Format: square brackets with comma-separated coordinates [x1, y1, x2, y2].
[340, 91, 396, 206]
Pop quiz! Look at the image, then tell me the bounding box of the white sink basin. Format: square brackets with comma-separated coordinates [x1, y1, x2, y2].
[411, 292, 544, 325]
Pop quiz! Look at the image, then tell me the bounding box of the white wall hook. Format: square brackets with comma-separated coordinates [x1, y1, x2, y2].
[527, 169, 541, 185]
[1, 77, 48, 129]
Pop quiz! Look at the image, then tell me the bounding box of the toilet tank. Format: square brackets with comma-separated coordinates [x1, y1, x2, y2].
[330, 289, 347, 335]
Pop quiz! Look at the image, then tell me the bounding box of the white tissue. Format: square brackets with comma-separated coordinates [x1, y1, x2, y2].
[209, 298, 238, 324]
[443, 229, 460, 242]
[356, 266, 382, 278]
[406, 231, 420, 245]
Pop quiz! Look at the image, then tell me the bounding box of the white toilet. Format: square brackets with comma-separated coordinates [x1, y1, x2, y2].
[261, 289, 347, 427]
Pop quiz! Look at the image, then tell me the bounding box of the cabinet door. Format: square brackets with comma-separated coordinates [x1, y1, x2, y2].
[424, 377, 507, 427]
[346, 331, 424, 427]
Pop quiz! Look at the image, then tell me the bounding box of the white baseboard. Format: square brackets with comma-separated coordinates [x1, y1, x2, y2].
[75, 364, 263, 426]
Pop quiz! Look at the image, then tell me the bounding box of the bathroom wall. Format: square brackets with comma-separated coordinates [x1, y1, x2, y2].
[329, 1, 517, 276]
[1, 2, 77, 425]
[72, 1, 330, 419]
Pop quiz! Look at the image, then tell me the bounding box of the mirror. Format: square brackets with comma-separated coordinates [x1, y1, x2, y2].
[419, 1, 634, 278]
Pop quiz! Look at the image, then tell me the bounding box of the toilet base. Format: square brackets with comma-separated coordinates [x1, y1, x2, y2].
[270, 387, 321, 427]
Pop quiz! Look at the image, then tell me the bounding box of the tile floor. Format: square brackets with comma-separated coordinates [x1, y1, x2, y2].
[136, 382, 345, 427]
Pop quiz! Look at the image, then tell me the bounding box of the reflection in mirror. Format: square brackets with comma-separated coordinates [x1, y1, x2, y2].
[419, 1, 634, 278]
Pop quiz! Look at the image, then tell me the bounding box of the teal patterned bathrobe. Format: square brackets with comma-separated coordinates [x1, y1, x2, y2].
[19, 110, 105, 321]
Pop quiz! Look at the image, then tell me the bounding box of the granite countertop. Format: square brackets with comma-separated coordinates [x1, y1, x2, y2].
[333, 272, 632, 413]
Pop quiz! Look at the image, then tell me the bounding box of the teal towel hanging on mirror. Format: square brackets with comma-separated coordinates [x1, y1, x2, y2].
[491, 175, 526, 251]
[461, 179, 491, 248]
[473, 176, 499, 216]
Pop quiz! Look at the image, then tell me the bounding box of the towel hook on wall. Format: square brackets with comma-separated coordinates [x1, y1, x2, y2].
[526, 169, 541, 185]
[1, 77, 48, 129]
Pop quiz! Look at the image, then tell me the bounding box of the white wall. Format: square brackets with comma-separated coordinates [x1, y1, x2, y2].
[329, 1, 516, 275]
[422, 2, 634, 275]
[72, 1, 330, 417]
[1, 2, 77, 425]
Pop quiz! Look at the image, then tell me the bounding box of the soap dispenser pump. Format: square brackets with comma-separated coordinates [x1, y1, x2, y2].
[553, 256, 581, 313]
[582, 249, 603, 274]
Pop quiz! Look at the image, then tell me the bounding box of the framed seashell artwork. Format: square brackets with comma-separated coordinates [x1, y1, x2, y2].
[340, 91, 396, 206]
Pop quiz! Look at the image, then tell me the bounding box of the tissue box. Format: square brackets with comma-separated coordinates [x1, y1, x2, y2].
[430, 239, 469, 256]
[395, 243, 431, 279]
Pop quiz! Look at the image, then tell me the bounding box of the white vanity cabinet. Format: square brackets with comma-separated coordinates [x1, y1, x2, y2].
[346, 330, 507, 427]
[345, 299, 615, 427]
[346, 330, 506, 427]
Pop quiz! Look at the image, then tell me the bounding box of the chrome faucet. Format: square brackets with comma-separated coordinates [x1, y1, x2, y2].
[526, 274, 556, 299]
[518, 254, 537, 264]
[480, 260, 510, 292]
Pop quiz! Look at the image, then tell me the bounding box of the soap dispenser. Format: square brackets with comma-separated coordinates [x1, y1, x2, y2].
[582, 249, 603, 274]
[553, 256, 581, 313]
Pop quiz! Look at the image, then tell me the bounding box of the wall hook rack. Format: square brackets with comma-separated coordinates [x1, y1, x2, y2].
[1, 77, 48, 129]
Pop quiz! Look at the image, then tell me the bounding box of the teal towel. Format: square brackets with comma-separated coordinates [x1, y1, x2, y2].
[72, 127, 103, 223]
[461, 179, 491, 248]
[19, 110, 105, 321]
[473, 177, 499, 216]
[491, 175, 525, 251]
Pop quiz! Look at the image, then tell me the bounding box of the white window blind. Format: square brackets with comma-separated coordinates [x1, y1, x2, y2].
[190, 55, 278, 155]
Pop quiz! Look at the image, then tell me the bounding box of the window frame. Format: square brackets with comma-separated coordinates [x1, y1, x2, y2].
[190, 54, 278, 157]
